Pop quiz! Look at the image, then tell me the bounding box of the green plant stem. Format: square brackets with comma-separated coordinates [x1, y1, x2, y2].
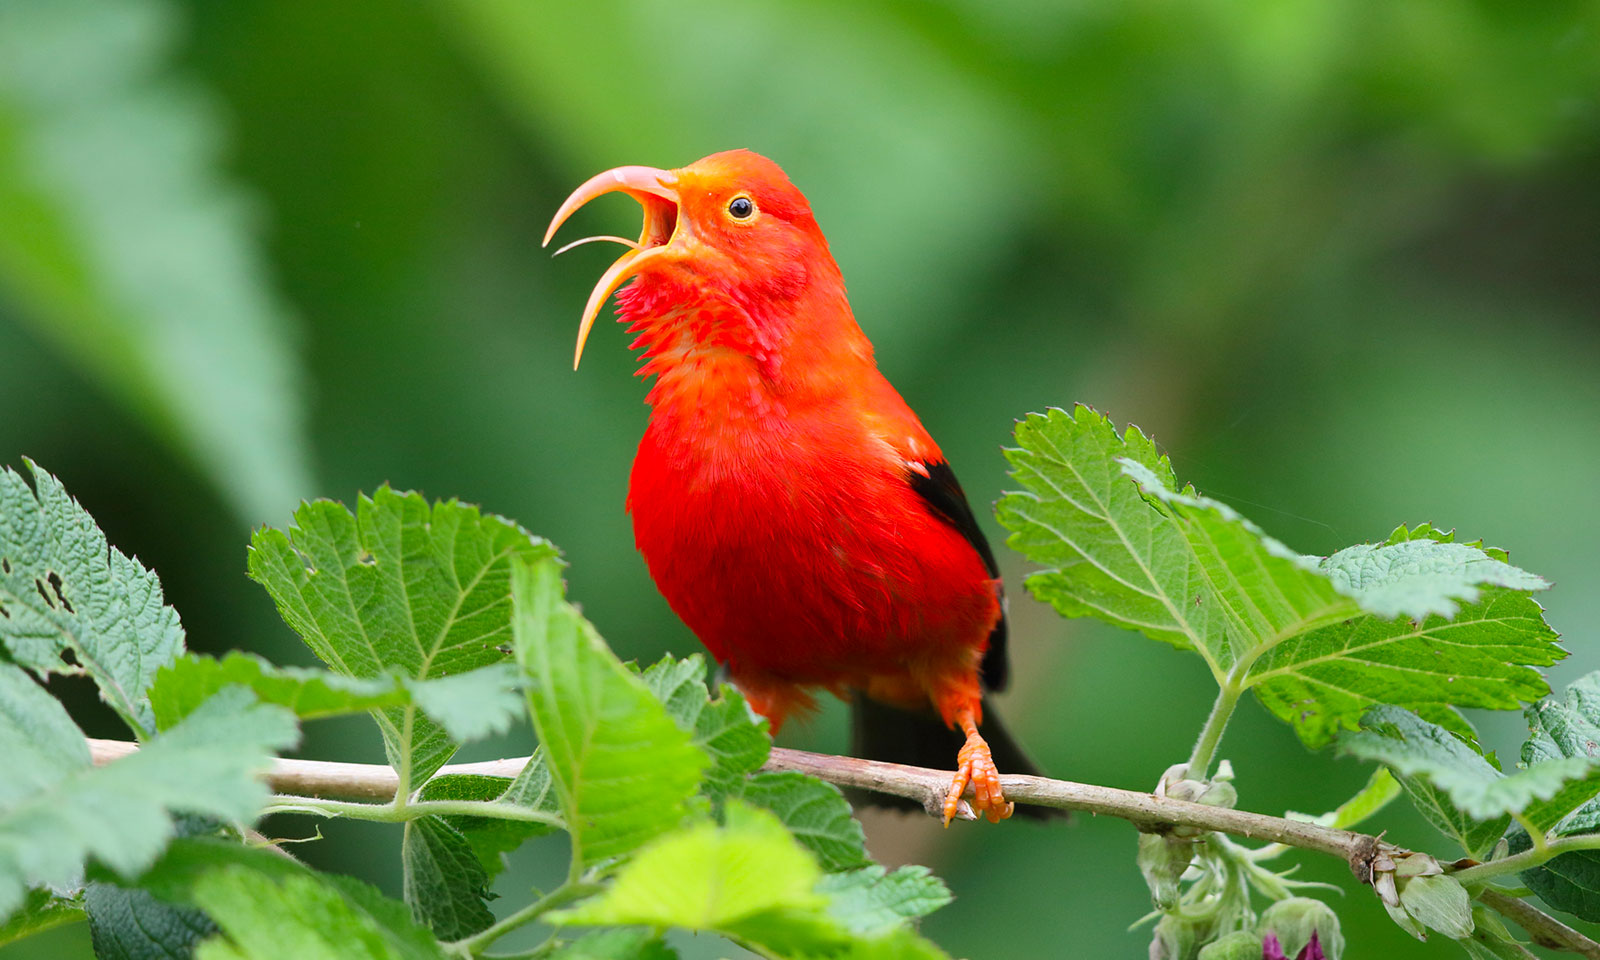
[1186, 683, 1242, 781]
[264, 794, 562, 827]
[1454, 834, 1600, 887]
[446, 881, 600, 957]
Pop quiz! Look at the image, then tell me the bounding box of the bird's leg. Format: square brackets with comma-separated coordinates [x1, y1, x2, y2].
[939, 701, 1015, 826]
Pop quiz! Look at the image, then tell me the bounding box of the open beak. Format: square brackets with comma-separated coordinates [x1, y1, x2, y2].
[544, 165, 681, 369]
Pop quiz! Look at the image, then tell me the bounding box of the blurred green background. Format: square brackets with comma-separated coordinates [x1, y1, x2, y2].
[3, 0, 1598, 956]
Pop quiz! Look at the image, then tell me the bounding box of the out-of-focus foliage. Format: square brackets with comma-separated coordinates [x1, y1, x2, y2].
[0, 0, 309, 522]
[2, 0, 1598, 956]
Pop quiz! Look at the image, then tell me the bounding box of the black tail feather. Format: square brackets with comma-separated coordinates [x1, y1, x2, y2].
[848, 694, 1064, 820]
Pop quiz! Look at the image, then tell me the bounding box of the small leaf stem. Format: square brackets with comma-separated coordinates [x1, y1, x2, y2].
[263, 794, 562, 827]
[1186, 682, 1242, 781]
[1453, 835, 1600, 887]
[445, 880, 600, 958]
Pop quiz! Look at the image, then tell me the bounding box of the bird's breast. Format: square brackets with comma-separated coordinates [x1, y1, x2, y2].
[626, 405, 997, 685]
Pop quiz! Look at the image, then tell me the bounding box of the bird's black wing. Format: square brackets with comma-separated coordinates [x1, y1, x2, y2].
[907, 460, 1009, 691]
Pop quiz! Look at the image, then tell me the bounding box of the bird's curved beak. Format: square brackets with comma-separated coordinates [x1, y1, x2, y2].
[544, 165, 681, 369]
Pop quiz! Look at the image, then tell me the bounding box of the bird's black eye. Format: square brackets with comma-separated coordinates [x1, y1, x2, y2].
[727, 196, 755, 220]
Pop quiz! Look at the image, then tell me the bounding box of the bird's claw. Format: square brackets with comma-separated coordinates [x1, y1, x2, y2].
[941, 731, 1014, 826]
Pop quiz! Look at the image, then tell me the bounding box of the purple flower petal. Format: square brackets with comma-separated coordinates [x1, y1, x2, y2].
[1297, 932, 1325, 960]
[1262, 932, 1288, 960]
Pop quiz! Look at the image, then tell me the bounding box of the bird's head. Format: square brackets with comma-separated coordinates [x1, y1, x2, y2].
[545, 149, 843, 370]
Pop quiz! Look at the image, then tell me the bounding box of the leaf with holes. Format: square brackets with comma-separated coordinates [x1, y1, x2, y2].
[997, 405, 1561, 747]
[248, 488, 555, 787]
[0, 461, 184, 736]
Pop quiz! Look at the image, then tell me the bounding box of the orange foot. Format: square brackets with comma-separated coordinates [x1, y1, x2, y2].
[941, 713, 1015, 826]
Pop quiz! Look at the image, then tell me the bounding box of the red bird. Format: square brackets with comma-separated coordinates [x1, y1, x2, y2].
[545, 149, 1045, 824]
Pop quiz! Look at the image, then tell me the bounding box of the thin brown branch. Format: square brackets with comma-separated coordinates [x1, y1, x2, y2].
[87, 738, 1382, 865]
[765, 747, 1380, 864]
[83, 738, 1600, 956]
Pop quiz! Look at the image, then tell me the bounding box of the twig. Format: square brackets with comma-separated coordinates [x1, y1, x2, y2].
[764, 747, 1380, 864]
[84, 738, 1600, 956]
[1478, 889, 1600, 960]
[87, 738, 1383, 867]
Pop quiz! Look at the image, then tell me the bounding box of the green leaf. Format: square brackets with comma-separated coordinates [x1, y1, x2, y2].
[0, 0, 310, 522]
[1339, 709, 1508, 856]
[150, 652, 403, 729]
[511, 556, 705, 866]
[150, 652, 524, 742]
[249, 489, 556, 786]
[0, 669, 298, 920]
[641, 654, 771, 801]
[547, 930, 679, 960]
[1398, 875, 1474, 940]
[0, 887, 85, 948]
[403, 664, 523, 742]
[790, 929, 953, 960]
[741, 772, 869, 872]
[550, 802, 823, 930]
[1248, 588, 1560, 748]
[1519, 670, 1600, 834]
[1507, 828, 1600, 923]
[1315, 528, 1549, 620]
[1461, 908, 1533, 960]
[135, 837, 445, 960]
[817, 866, 951, 936]
[400, 816, 494, 941]
[85, 882, 215, 960]
[0, 658, 91, 809]
[193, 865, 440, 960]
[415, 773, 552, 879]
[499, 750, 561, 821]
[552, 804, 948, 959]
[1342, 705, 1592, 827]
[0, 460, 184, 735]
[998, 405, 1561, 747]
[1404, 780, 1510, 861]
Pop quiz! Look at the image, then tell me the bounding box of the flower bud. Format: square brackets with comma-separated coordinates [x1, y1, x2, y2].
[1138, 831, 1195, 910]
[1197, 779, 1238, 809]
[1150, 913, 1212, 960]
[1197, 931, 1262, 960]
[1258, 898, 1343, 960]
